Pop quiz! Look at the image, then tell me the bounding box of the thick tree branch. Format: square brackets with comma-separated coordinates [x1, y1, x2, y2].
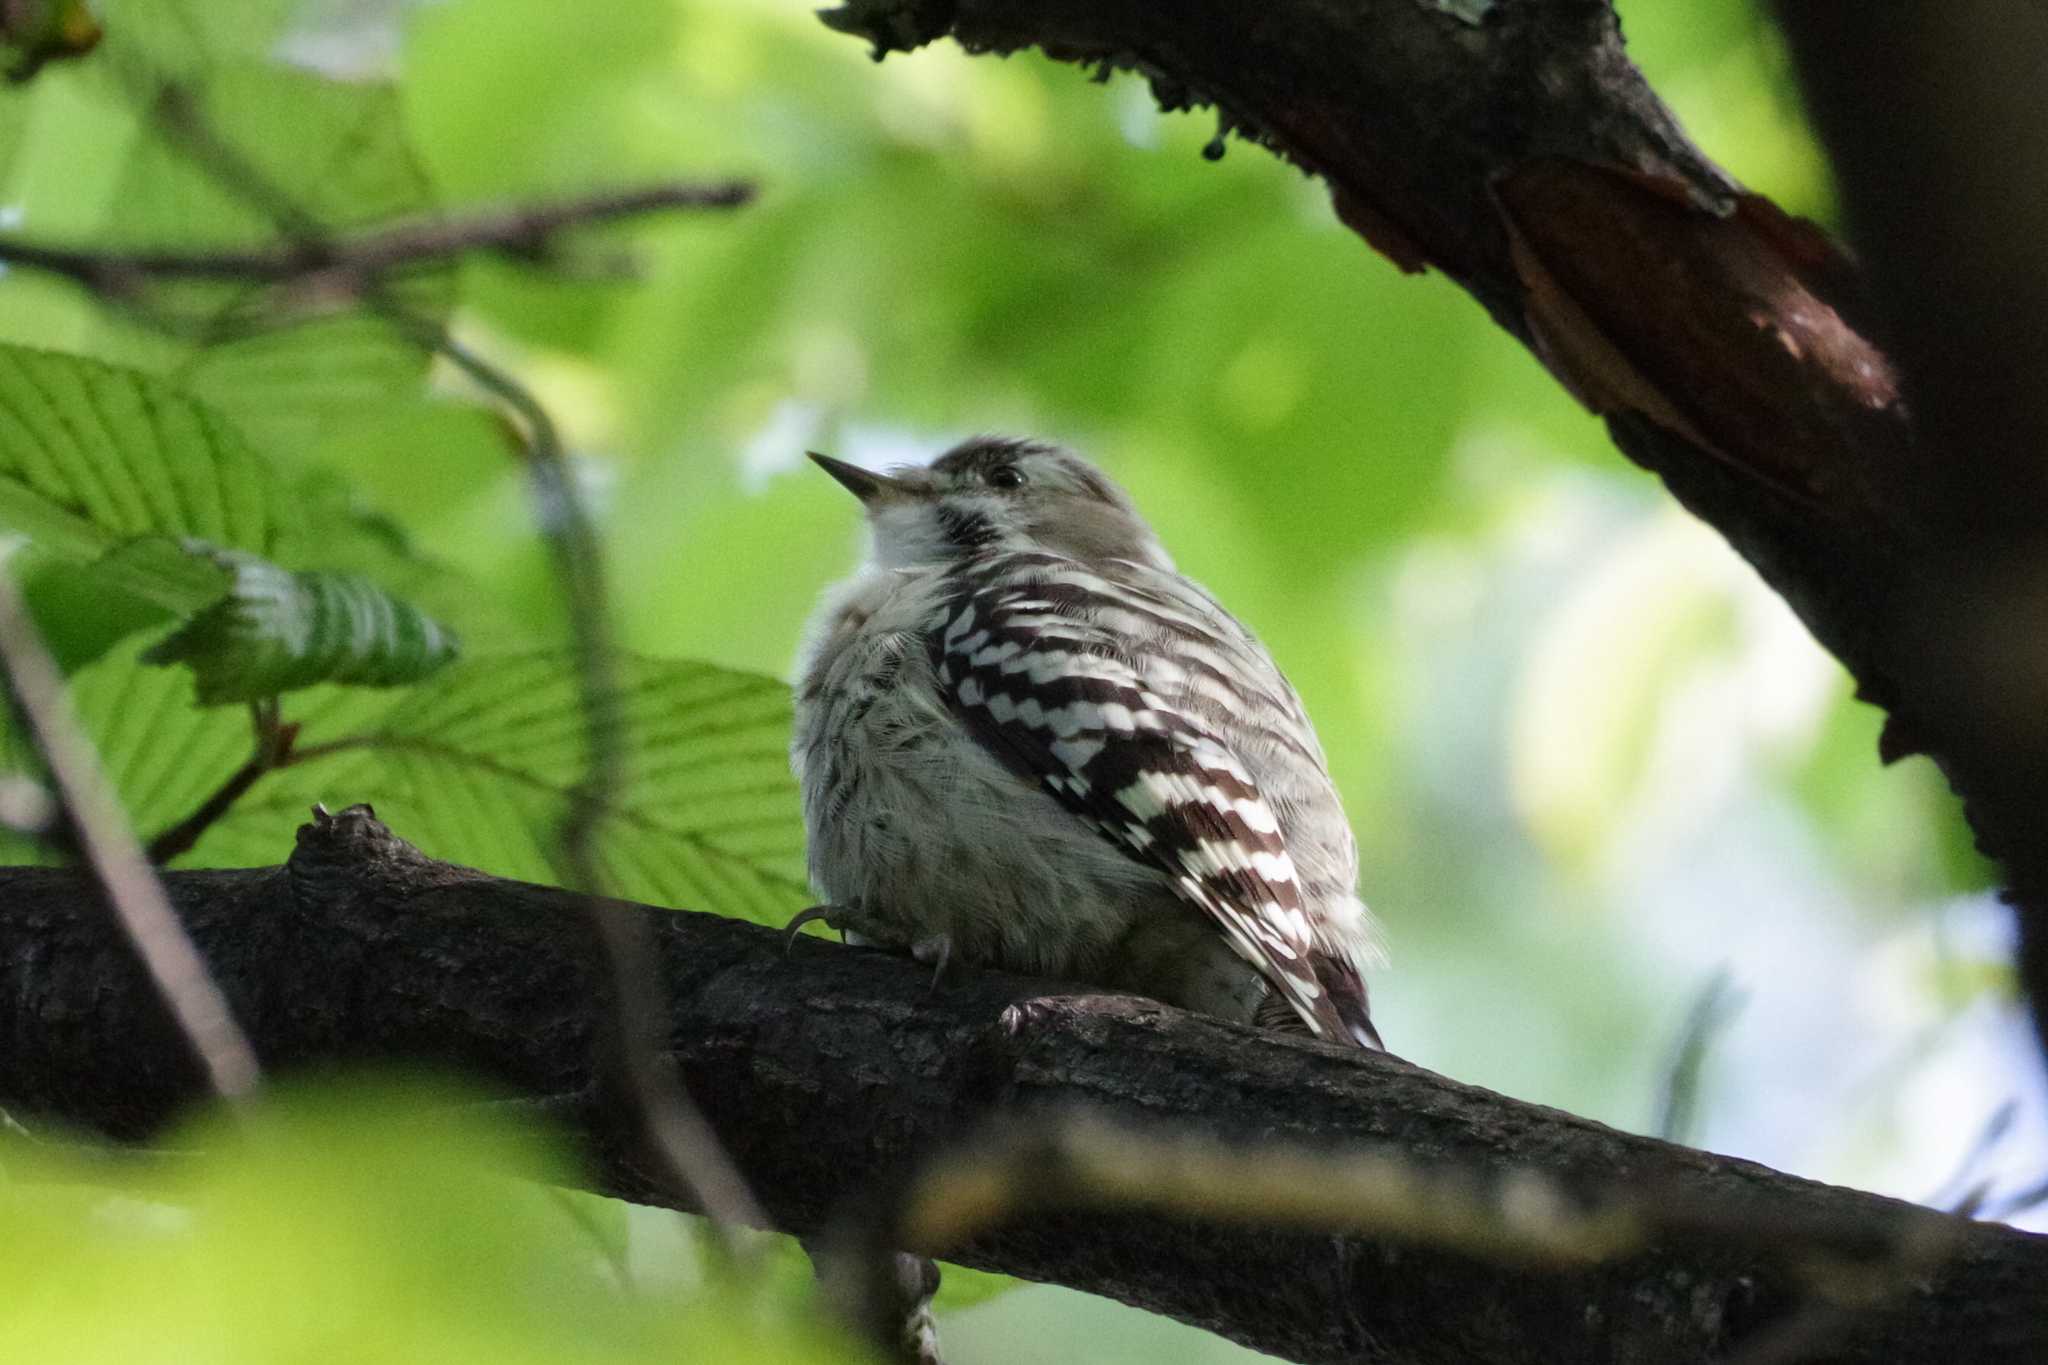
[1766, 0, 2048, 1067]
[2, 809, 2044, 1364]
[808, 3, 2048, 1051]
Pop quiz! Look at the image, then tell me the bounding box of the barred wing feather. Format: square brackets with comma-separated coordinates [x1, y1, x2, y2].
[929, 556, 1371, 1046]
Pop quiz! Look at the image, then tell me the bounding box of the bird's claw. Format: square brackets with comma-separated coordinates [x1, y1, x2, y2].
[912, 932, 956, 993]
[784, 903, 844, 955]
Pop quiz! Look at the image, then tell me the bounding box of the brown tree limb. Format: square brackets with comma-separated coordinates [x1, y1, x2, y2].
[2, 808, 2044, 1365]
[1767, 0, 2048, 1074]
[804, 3, 2048, 1057]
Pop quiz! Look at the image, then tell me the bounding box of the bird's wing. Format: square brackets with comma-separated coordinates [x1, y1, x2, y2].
[929, 554, 1373, 1046]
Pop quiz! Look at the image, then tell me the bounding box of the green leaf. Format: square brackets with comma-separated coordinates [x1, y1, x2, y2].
[153, 67, 454, 457]
[0, 346, 500, 673]
[190, 651, 811, 924]
[79, 60, 453, 458]
[11, 540, 183, 673]
[0, 633, 248, 867]
[933, 1262, 1023, 1314]
[142, 544, 461, 705]
[0, 51, 451, 462]
[0, 343, 298, 578]
[1, 1074, 855, 1364]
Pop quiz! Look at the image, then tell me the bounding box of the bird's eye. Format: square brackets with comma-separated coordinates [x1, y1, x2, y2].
[987, 465, 1027, 490]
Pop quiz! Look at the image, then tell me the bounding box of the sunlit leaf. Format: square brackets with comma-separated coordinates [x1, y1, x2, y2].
[107, 61, 451, 457]
[0, 343, 297, 571]
[142, 543, 461, 705]
[91, 0, 301, 72]
[0, 634, 247, 867]
[11, 540, 183, 673]
[189, 651, 810, 922]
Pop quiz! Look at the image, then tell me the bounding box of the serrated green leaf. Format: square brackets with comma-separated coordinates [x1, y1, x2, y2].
[0, 53, 451, 461]
[187, 651, 811, 923]
[0, 633, 248, 867]
[0, 343, 298, 577]
[142, 544, 461, 705]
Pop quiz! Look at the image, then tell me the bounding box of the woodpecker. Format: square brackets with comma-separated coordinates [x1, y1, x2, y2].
[790, 437, 1383, 1048]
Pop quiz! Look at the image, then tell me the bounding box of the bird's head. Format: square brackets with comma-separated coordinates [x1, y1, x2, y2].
[810, 437, 1173, 572]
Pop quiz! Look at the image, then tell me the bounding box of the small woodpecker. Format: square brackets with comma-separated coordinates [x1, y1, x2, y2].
[790, 437, 1383, 1049]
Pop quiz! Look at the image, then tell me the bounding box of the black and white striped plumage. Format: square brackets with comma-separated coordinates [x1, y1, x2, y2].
[791, 438, 1383, 1048]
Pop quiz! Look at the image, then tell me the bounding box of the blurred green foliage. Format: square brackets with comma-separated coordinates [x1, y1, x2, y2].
[0, 1077, 850, 1363]
[0, 0, 2009, 1360]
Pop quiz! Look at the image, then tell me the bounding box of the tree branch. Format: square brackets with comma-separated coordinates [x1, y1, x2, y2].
[2, 807, 2043, 1364]
[805, 2, 2048, 1056]
[1765, 0, 2048, 1068]
[0, 181, 755, 303]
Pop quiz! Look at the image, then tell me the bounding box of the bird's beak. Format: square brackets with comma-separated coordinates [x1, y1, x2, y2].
[808, 452, 912, 506]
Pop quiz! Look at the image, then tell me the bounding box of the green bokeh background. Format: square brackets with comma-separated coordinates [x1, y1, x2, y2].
[0, 1, 2025, 1361]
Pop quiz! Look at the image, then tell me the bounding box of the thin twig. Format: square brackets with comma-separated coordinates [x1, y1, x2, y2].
[0, 181, 754, 301]
[420, 324, 768, 1241]
[853, 1109, 1972, 1365]
[1921, 1098, 2018, 1212]
[0, 562, 260, 1103]
[123, 70, 768, 1247]
[146, 699, 297, 864]
[874, 1109, 1963, 1304]
[1654, 968, 1745, 1144]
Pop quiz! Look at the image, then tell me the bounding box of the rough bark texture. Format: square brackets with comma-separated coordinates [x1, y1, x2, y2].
[810, 1, 2048, 1054]
[1767, 0, 2048, 1071]
[3, 810, 2045, 1365]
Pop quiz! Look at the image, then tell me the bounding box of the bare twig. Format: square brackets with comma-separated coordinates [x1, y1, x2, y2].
[860, 1110, 1967, 1362]
[0, 561, 260, 1103]
[424, 322, 771, 1248]
[0, 181, 754, 303]
[1654, 968, 1745, 1144]
[891, 1111, 1643, 1267]
[1922, 1098, 2018, 1213]
[145, 698, 297, 864]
